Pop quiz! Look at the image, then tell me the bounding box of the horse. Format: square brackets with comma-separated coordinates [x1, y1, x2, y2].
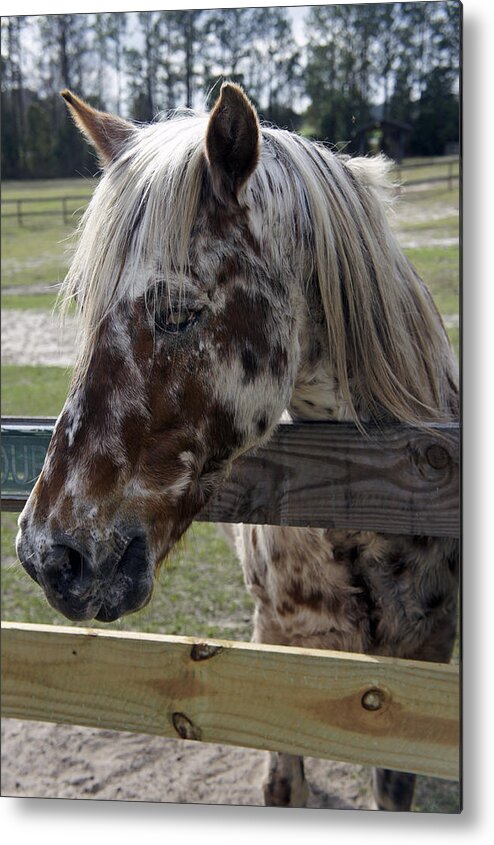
[16, 83, 459, 811]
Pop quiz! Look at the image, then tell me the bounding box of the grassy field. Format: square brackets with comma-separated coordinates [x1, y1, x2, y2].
[1, 177, 96, 310]
[395, 157, 459, 187]
[1, 365, 72, 415]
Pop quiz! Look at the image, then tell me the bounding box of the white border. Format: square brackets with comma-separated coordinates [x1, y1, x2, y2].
[2, 0, 493, 842]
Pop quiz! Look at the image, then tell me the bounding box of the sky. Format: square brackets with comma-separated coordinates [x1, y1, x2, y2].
[6, 4, 312, 115]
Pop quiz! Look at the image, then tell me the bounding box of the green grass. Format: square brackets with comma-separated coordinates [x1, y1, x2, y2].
[399, 214, 458, 235]
[1, 217, 78, 290]
[1, 365, 72, 417]
[405, 244, 459, 316]
[413, 776, 460, 814]
[400, 184, 459, 213]
[2, 177, 97, 197]
[1, 293, 60, 311]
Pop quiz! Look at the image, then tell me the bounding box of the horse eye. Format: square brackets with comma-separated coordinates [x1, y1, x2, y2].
[155, 306, 200, 333]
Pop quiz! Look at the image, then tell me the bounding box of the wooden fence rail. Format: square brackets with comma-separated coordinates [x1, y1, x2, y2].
[1, 195, 90, 224]
[1, 622, 460, 781]
[1, 416, 460, 781]
[1, 418, 460, 535]
[394, 157, 459, 190]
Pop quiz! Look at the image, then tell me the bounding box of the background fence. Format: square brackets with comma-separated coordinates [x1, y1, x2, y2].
[394, 156, 459, 189]
[1, 158, 459, 225]
[1, 195, 89, 225]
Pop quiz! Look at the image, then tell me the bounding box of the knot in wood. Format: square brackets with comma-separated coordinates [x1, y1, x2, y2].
[172, 712, 202, 741]
[190, 642, 223, 661]
[361, 687, 386, 712]
[426, 444, 450, 470]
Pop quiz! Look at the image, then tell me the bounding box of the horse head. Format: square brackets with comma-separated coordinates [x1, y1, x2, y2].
[16, 84, 302, 622]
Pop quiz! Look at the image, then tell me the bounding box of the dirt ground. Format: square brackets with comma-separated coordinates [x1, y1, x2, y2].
[1, 719, 381, 808]
[1, 309, 77, 367]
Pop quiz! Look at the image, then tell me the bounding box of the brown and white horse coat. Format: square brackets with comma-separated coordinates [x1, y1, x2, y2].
[16, 84, 459, 810]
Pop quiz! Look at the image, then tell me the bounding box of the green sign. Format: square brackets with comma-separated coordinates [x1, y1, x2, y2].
[1, 425, 53, 496]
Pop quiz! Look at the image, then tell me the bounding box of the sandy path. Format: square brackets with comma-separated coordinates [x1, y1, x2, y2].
[1, 719, 376, 808]
[1, 309, 77, 367]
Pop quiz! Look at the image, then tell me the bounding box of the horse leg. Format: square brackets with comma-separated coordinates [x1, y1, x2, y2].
[249, 606, 310, 807]
[263, 752, 309, 808]
[372, 768, 416, 811]
[372, 610, 458, 812]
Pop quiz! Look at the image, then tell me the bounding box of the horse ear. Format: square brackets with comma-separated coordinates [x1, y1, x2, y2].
[61, 90, 135, 166]
[205, 82, 260, 202]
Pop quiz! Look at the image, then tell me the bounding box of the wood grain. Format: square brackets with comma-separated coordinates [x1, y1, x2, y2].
[199, 421, 460, 536]
[1, 622, 460, 781]
[1, 419, 459, 536]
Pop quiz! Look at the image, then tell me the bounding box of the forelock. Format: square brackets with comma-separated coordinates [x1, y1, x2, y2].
[59, 112, 209, 375]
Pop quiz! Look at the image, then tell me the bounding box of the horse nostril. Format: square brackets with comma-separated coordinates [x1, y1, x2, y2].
[67, 546, 83, 575]
[43, 544, 94, 601]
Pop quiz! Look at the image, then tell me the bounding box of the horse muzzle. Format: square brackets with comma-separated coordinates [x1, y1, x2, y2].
[16, 527, 153, 623]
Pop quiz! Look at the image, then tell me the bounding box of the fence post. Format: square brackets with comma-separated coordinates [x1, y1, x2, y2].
[62, 198, 68, 224]
[16, 199, 23, 226]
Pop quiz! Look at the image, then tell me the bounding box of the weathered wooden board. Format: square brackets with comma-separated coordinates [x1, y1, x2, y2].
[199, 421, 459, 536]
[1, 418, 459, 536]
[1, 622, 460, 781]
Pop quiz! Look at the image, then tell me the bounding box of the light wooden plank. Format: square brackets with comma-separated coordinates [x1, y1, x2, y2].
[1, 419, 459, 536]
[1, 622, 460, 781]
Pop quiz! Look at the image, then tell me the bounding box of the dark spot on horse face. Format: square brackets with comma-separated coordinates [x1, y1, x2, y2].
[206, 402, 245, 456]
[215, 287, 272, 365]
